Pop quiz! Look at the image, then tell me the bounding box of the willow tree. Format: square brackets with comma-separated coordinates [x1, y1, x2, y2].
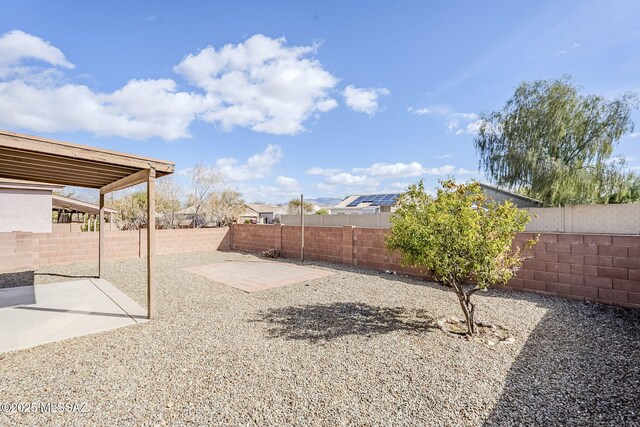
[474, 76, 638, 206]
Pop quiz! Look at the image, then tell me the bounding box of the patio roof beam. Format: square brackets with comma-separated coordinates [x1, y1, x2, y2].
[0, 170, 109, 188]
[0, 147, 139, 176]
[0, 155, 133, 180]
[100, 169, 150, 195]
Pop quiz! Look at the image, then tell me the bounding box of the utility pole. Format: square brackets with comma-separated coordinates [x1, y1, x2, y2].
[300, 194, 305, 262]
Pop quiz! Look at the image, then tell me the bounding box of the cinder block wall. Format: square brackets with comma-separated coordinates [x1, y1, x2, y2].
[0, 228, 231, 273]
[232, 224, 426, 277]
[509, 233, 640, 308]
[231, 224, 640, 308]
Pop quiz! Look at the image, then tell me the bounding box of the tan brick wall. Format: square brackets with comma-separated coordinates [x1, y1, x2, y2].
[0, 228, 231, 273]
[231, 224, 640, 308]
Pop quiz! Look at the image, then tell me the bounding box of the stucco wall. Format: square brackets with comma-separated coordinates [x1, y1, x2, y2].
[0, 188, 53, 233]
[524, 204, 640, 234]
[283, 204, 640, 235]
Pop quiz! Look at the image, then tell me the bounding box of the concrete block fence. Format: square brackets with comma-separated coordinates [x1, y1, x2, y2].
[510, 232, 640, 308]
[232, 224, 640, 309]
[0, 228, 231, 273]
[2, 223, 640, 309]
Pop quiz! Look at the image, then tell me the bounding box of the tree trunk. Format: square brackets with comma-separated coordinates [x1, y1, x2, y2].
[455, 285, 477, 335]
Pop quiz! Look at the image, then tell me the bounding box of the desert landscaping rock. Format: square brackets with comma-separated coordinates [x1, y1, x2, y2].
[1, 251, 639, 426]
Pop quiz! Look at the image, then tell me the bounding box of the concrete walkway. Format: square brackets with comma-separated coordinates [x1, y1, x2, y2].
[0, 279, 147, 353]
[185, 261, 333, 292]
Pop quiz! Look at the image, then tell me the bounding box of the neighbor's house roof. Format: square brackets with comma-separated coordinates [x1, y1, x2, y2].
[333, 194, 401, 210]
[246, 204, 288, 214]
[176, 206, 198, 215]
[52, 194, 117, 215]
[479, 183, 543, 207]
[0, 178, 63, 191]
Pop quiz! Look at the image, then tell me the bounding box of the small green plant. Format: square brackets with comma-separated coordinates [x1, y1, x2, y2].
[385, 180, 536, 335]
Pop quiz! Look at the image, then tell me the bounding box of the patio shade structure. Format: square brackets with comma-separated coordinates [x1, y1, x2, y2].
[0, 130, 175, 319]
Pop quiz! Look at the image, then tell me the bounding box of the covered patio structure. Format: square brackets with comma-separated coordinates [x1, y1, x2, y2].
[0, 130, 175, 320]
[52, 193, 118, 230]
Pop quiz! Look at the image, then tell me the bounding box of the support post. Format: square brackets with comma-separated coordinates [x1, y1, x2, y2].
[147, 168, 156, 319]
[98, 194, 105, 277]
[300, 194, 305, 262]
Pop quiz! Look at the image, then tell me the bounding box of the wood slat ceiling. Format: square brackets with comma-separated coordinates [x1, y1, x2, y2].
[0, 130, 175, 189]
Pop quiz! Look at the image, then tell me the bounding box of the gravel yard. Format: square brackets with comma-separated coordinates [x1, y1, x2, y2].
[1, 250, 639, 426]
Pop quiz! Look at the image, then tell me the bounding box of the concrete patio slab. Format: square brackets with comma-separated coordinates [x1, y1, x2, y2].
[0, 278, 147, 353]
[185, 261, 333, 292]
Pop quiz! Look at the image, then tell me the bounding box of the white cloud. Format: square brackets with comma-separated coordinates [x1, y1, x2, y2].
[0, 30, 74, 78]
[424, 165, 455, 175]
[458, 119, 484, 135]
[557, 42, 581, 56]
[343, 85, 390, 116]
[275, 176, 299, 189]
[353, 162, 425, 178]
[233, 178, 301, 203]
[0, 31, 342, 139]
[352, 161, 473, 178]
[306, 167, 343, 176]
[410, 104, 482, 135]
[308, 160, 475, 197]
[389, 182, 411, 190]
[0, 78, 207, 140]
[215, 144, 283, 181]
[407, 106, 431, 116]
[457, 167, 475, 175]
[326, 172, 374, 186]
[629, 132, 640, 138]
[437, 154, 454, 159]
[174, 34, 338, 135]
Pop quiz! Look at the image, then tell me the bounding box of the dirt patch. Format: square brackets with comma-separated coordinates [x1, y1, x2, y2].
[437, 316, 515, 346]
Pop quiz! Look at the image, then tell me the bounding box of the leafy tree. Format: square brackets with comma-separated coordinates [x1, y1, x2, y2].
[315, 208, 329, 215]
[474, 76, 638, 206]
[208, 189, 246, 226]
[385, 180, 535, 335]
[287, 198, 314, 214]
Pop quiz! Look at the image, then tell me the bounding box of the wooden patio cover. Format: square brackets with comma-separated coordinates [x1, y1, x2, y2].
[0, 130, 175, 319]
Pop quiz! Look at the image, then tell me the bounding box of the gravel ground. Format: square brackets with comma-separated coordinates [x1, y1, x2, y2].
[1, 251, 639, 426]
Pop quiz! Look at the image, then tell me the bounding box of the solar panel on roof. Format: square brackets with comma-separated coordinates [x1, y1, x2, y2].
[346, 195, 366, 207]
[379, 194, 400, 205]
[345, 194, 401, 208]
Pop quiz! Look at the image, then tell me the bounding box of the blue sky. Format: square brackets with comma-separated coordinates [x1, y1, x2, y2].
[2, 1, 640, 203]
